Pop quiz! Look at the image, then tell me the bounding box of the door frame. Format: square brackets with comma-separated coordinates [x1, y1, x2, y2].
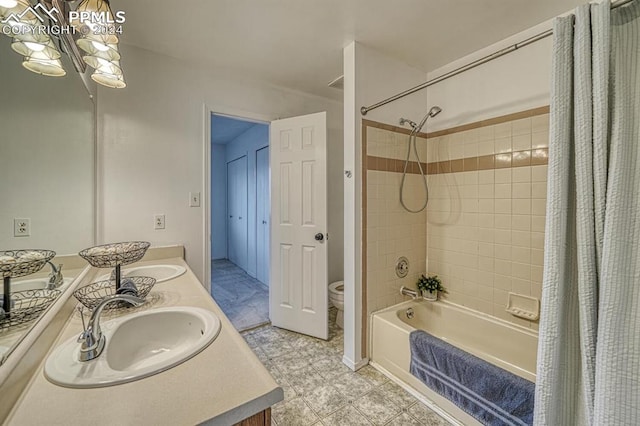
[255, 145, 270, 285]
[202, 104, 272, 294]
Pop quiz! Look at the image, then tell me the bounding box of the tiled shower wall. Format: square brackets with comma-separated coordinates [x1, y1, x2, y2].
[425, 108, 549, 329]
[364, 124, 428, 320]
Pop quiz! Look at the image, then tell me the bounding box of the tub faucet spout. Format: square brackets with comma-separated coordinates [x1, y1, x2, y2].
[400, 286, 419, 300]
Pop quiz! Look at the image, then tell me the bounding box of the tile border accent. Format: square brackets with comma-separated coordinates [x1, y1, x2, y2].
[425, 106, 550, 138]
[425, 148, 549, 174]
[366, 149, 549, 174]
[362, 119, 429, 139]
[367, 156, 427, 174]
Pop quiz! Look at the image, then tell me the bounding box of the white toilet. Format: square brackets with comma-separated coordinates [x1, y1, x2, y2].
[329, 281, 345, 329]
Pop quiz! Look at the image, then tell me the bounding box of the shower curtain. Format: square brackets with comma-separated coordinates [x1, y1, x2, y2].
[534, 1, 640, 425]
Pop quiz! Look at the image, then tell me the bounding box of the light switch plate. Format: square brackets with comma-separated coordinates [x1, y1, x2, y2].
[189, 192, 201, 207]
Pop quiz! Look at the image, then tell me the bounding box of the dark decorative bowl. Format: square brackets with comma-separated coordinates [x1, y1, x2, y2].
[73, 276, 156, 310]
[0, 249, 56, 279]
[78, 242, 150, 268]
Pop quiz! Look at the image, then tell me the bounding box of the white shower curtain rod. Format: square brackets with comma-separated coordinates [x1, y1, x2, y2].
[360, 0, 635, 116]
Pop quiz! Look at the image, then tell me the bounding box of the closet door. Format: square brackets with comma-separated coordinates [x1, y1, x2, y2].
[227, 156, 248, 270]
[256, 146, 270, 285]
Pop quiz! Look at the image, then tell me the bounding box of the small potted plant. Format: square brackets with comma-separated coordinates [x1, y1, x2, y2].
[417, 274, 446, 301]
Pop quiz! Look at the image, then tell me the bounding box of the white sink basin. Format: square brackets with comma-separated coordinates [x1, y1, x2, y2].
[9, 277, 74, 293]
[44, 307, 221, 388]
[97, 264, 186, 283]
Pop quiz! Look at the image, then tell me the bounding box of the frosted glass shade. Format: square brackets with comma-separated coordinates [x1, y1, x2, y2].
[0, 0, 30, 19]
[22, 57, 66, 77]
[83, 56, 122, 74]
[79, 41, 120, 61]
[91, 69, 125, 89]
[12, 36, 61, 60]
[76, 32, 119, 53]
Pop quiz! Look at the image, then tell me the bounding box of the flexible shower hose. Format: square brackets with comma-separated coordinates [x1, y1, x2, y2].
[400, 129, 429, 213]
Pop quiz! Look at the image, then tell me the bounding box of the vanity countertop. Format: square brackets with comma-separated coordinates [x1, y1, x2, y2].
[5, 257, 283, 426]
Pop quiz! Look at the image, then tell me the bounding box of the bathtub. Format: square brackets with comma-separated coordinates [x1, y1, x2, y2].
[370, 300, 538, 425]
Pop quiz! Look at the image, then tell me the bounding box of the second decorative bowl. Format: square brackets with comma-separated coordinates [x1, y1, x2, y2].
[73, 277, 156, 310]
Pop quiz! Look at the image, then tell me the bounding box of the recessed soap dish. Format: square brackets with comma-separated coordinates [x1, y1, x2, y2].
[506, 293, 540, 321]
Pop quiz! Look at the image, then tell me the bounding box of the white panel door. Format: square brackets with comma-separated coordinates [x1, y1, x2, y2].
[227, 156, 248, 270]
[256, 147, 270, 285]
[270, 112, 328, 339]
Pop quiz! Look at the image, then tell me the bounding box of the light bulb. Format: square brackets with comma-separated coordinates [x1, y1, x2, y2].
[96, 57, 110, 68]
[0, 0, 18, 8]
[91, 40, 110, 52]
[23, 41, 45, 52]
[91, 70, 126, 89]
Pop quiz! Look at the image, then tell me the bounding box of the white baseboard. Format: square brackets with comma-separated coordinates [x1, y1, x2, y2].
[342, 355, 369, 371]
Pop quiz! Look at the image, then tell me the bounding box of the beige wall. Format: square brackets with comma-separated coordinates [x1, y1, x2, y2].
[98, 44, 343, 284]
[365, 125, 428, 316]
[426, 111, 549, 329]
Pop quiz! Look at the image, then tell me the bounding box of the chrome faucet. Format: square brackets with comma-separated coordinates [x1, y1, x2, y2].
[46, 261, 64, 290]
[77, 294, 145, 362]
[400, 286, 419, 300]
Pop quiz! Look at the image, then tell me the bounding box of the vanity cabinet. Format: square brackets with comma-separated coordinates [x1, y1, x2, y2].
[235, 408, 271, 426]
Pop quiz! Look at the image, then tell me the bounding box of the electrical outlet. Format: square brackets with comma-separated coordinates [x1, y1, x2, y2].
[189, 192, 201, 207]
[14, 218, 30, 237]
[154, 214, 165, 230]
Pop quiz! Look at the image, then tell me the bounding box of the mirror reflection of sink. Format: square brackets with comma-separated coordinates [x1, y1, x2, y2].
[96, 264, 186, 283]
[44, 307, 221, 388]
[9, 277, 74, 293]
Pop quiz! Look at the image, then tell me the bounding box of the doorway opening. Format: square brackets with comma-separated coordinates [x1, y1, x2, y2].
[210, 113, 270, 331]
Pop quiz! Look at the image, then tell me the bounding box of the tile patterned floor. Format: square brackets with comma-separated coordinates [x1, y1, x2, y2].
[242, 309, 451, 426]
[211, 259, 269, 331]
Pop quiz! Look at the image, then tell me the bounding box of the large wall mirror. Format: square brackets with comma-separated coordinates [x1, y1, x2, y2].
[0, 36, 95, 364]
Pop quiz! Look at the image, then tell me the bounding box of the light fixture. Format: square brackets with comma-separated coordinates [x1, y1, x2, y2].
[1, 0, 126, 87]
[73, 0, 119, 44]
[91, 68, 125, 89]
[12, 34, 62, 60]
[0, 0, 26, 17]
[23, 56, 66, 77]
[84, 56, 121, 74]
[81, 38, 119, 59]
[0, 0, 40, 27]
[76, 33, 120, 54]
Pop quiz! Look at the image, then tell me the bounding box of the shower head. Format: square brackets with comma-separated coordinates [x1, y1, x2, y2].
[415, 105, 442, 133]
[428, 106, 442, 118]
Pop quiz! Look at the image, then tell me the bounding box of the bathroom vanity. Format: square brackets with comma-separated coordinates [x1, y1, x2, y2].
[1, 247, 282, 425]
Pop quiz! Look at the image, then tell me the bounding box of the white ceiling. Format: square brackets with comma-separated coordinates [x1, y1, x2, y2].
[119, 0, 585, 101]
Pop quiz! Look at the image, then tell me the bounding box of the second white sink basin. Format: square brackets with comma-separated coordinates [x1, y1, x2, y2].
[10, 277, 74, 293]
[97, 264, 186, 283]
[45, 307, 221, 388]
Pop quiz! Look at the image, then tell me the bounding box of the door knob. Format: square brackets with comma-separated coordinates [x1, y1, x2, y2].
[262, 220, 267, 224]
[315, 233, 324, 241]
[239, 217, 242, 220]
